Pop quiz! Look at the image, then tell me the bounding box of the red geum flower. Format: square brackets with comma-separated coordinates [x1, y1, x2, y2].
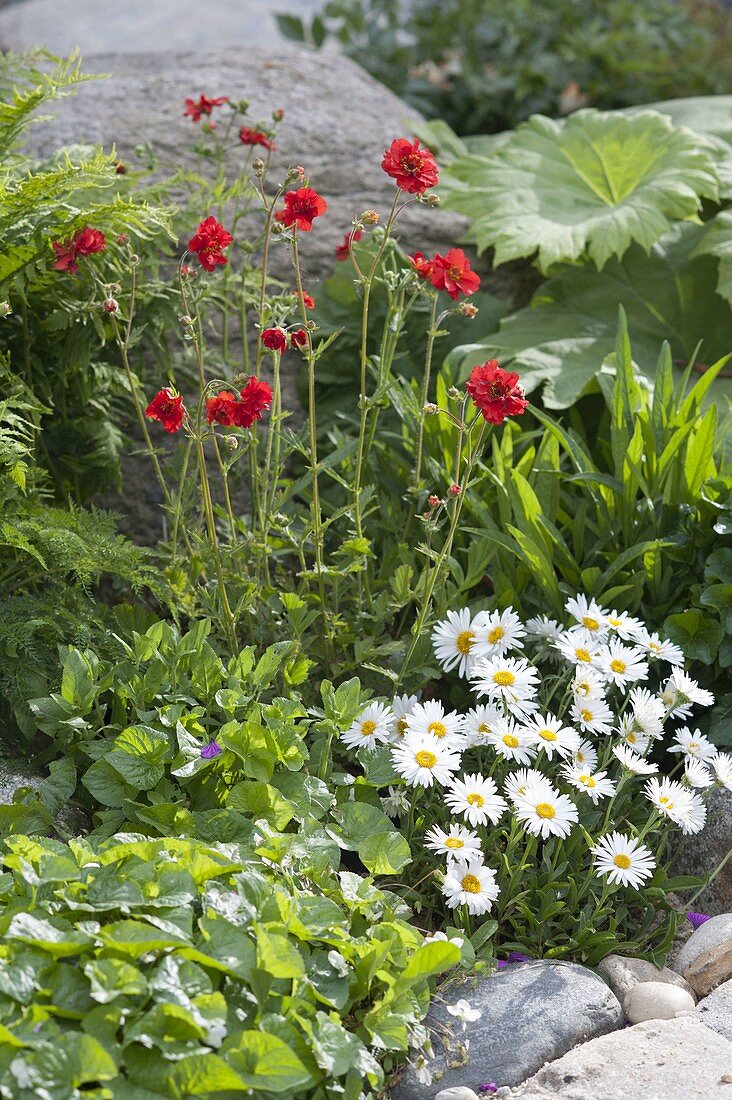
[261, 327, 288, 352]
[234, 377, 273, 428]
[239, 126, 274, 150]
[51, 226, 106, 274]
[335, 229, 363, 261]
[407, 251, 434, 279]
[52, 240, 80, 273]
[290, 328, 308, 348]
[274, 187, 328, 232]
[299, 291, 315, 309]
[184, 95, 228, 124]
[145, 387, 186, 433]
[206, 390, 239, 426]
[466, 360, 529, 425]
[188, 216, 234, 272]
[381, 137, 439, 194]
[428, 248, 480, 300]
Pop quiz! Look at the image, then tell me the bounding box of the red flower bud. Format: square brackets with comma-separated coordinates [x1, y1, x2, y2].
[290, 328, 308, 348]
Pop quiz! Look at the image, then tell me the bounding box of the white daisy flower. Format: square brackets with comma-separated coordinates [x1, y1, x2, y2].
[628, 687, 666, 739]
[471, 606, 526, 659]
[525, 616, 563, 660]
[571, 667, 606, 702]
[404, 700, 465, 747]
[471, 655, 540, 715]
[503, 767, 550, 804]
[574, 739, 598, 772]
[668, 726, 718, 763]
[424, 930, 465, 948]
[591, 832, 656, 889]
[446, 998, 482, 1030]
[554, 629, 602, 667]
[683, 794, 707, 835]
[445, 773, 507, 827]
[644, 777, 701, 831]
[635, 629, 684, 666]
[442, 857, 500, 915]
[612, 744, 658, 774]
[616, 715, 651, 755]
[462, 703, 505, 748]
[381, 786, 410, 818]
[414, 1055, 432, 1087]
[662, 669, 715, 717]
[513, 782, 579, 839]
[570, 697, 614, 736]
[432, 608, 480, 678]
[392, 732, 461, 788]
[341, 701, 394, 751]
[562, 765, 616, 803]
[522, 712, 581, 760]
[597, 639, 649, 689]
[682, 758, 713, 789]
[484, 717, 538, 765]
[565, 594, 610, 637]
[388, 693, 420, 742]
[605, 610, 645, 642]
[424, 823, 483, 860]
[712, 753, 732, 790]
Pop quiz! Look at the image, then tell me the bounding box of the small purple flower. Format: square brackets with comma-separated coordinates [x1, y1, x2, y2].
[497, 951, 531, 968]
[686, 911, 710, 930]
[478, 1086, 498, 1096]
[201, 739, 222, 759]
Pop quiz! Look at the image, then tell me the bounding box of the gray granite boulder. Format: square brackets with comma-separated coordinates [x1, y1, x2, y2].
[672, 914, 732, 975]
[0, 757, 88, 836]
[510, 1017, 732, 1100]
[672, 788, 732, 915]
[695, 977, 732, 1041]
[391, 961, 623, 1099]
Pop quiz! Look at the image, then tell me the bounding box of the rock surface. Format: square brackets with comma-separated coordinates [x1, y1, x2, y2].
[695, 978, 732, 1041]
[598, 952, 696, 1001]
[510, 1017, 732, 1099]
[391, 961, 623, 1099]
[0, 757, 88, 835]
[673, 914, 732, 974]
[685, 941, 732, 997]
[434, 1090, 481, 1100]
[673, 788, 732, 915]
[622, 981, 695, 1023]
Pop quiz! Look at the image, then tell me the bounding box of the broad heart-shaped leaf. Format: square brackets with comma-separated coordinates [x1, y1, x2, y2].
[447, 222, 732, 408]
[627, 96, 732, 200]
[691, 209, 732, 306]
[441, 108, 719, 271]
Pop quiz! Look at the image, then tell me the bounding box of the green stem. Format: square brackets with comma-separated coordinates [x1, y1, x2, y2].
[195, 436, 237, 653]
[413, 294, 439, 490]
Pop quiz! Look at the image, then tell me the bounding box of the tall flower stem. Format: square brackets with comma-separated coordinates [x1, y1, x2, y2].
[412, 293, 440, 490]
[259, 349, 282, 582]
[195, 434, 237, 653]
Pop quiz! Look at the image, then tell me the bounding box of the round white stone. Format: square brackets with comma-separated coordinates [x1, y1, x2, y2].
[623, 981, 695, 1023]
[435, 1090, 481, 1100]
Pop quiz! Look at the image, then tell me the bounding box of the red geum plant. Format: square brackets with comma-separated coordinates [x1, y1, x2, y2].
[275, 187, 328, 232]
[260, 327, 288, 352]
[335, 229, 362, 261]
[52, 226, 106, 274]
[234, 377, 273, 428]
[184, 95, 228, 124]
[381, 137, 439, 194]
[206, 390, 238, 426]
[145, 388, 186, 433]
[407, 251, 434, 279]
[466, 360, 529, 424]
[290, 328, 308, 348]
[187, 216, 234, 272]
[239, 126, 274, 150]
[299, 291, 315, 309]
[429, 248, 480, 300]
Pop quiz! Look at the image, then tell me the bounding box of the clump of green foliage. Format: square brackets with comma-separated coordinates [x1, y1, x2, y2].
[279, 0, 732, 136]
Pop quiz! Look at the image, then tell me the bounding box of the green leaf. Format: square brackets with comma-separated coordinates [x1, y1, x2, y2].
[400, 940, 460, 984]
[663, 609, 722, 664]
[224, 1031, 313, 1093]
[442, 109, 718, 271]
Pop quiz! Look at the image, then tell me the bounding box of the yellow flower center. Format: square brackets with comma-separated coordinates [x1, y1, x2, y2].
[477, 723, 490, 733]
[649, 642, 661, 652]
[576, 751, 585, 763]
[460, 874, 482, 894]
[538, 728, 557, 742]
[488, 625, 505, 644]
[493, 670, 515, 687]
[608, 617, 621, 627]
[689, 741, 699, 751]
[582, 616, 600, 631]
[428, 721, 447, 739]
[467, 792, 485, 807]
[575, 648, 592, 662]
[581, 709, 593, 722]
[627, 732, 637, 744]
[613, 854, 632, 869]
[397, 717, 409, 737]
[415, 750, 437, 768]
[502, 733, 519, 748]
[580, 775, 596, 788]
[445, 837, 464, 849]
[456, 630, 475, 655]
[610, 659, 626, 674]
[361, 720, 377, 737]
[536, 802, 556, 819]
[659, 795, 674, 809]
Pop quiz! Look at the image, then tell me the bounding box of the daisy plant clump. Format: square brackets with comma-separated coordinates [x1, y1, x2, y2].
[341, 593, 725, 963]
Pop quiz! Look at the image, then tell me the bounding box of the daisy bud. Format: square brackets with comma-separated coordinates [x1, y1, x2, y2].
[362, 209, 379, 225]
[427, 494, 441, 508]
[102, 297, 119, 313]
[0, 301, 12, 317]
[449, 483, 461, 496]
[459, 302, 479, 318]
[423, 402, 438, 414]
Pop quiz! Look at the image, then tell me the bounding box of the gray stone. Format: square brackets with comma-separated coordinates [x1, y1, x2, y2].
[0, 757, 89, 836]
[598, 952, 696, 1001]
[0, 0, 321, 53]
[672, 914, 732, 975]
[672, 788, 732, 915]
[695, 978, 732, 1041]
[685, 941, 732, 998]
[510, 1017, 732, 1100]
[434, 1090, 480, 1100]
[391, 961, 623, 1099]
[622, 981, 695, 1023]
